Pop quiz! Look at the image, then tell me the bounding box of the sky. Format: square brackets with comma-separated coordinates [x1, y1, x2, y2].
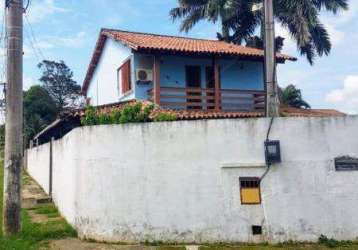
[0, 0, 357, 114]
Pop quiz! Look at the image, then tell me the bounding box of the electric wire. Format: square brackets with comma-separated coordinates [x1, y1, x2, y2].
[24, 0, 31, 13]
[24, 27, 41, 63]
[24, 13, 46, 61]
[260, 116, 275, 181]
[0, 6, 6, 121]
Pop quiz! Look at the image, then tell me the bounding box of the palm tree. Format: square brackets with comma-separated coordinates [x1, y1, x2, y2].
[170, 0, 348, 64]
[280, 84, 311, 109]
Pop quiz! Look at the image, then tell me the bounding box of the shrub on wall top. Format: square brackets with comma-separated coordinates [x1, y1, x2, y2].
[80, 102, 176, 126]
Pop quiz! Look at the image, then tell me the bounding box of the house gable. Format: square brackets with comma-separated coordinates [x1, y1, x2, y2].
[86, 37, 134, 106]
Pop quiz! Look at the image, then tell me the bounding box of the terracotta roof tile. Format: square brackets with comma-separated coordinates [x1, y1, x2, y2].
[102, 29, 296, 61]
[82, 29, 296, 93]
[34, 101, 345, 142]
[281, 106, 346, 117]
[72, 102, 345, 121]
[150, 109, 264, 120]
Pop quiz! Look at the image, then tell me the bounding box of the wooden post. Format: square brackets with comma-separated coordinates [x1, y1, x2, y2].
[153, 55, 161, 106]
[214, 57, 221, 112]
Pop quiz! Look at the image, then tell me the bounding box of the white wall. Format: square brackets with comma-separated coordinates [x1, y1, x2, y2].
[27, 143, 50, 193]
[27, 116, 358, 243]
[87, 38, 134, 106]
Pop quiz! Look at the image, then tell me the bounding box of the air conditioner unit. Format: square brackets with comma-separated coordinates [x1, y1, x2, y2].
[136, 69, 153, 82]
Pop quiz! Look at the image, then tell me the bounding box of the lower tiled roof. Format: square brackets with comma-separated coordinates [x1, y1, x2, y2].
[281, 106, 346, 117]
[34, 100, 346, 144]
[150, 109, 264, 120]
[72, 101, 345, 120]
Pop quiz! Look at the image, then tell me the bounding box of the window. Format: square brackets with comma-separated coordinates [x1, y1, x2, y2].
[240, 177, 261, 205]
[118, 59, 132, 94]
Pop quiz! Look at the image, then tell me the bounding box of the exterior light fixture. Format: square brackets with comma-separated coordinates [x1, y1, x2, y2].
[264, 140, 281, 165]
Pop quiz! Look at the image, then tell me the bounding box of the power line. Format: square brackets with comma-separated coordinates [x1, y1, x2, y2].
[24, 13, 46, 61]
[0, 6, 6, 81]
[0, 4, 7, 117]
[24, 27, 41, 62]
[24, 0, 31, 13]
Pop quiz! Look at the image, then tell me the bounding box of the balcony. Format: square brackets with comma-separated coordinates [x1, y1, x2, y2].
[148, 87, 265, 112]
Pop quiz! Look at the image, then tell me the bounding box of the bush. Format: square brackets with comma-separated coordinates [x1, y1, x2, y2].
[152, 112, 177, 122]
[81, 103, 158, 126]
[318, 235, 352, 248]
[110, 109, 122, 124]
[97, 113, 112, 125]
[81, 106, 98, 126]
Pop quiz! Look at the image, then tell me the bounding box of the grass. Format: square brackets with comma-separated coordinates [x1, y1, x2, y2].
[0, 161, 77, 250]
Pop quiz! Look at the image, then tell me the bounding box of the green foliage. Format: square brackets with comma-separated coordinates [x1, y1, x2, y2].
[119, 102, 144, 123]
[97, 113, 112, 125]
[0, 162, 77, 249]
[170, 0, 348, 64]
[81, 103, 159, 126]
[34, 204, 59, 216]
[152, 112, 177, 122]
[38, 60, 81, 110]
[24, 85, 58, 145]
[318, 235, 353, 248]
[280, 84, 311, 109]
[81, 106, 98, 126]
[110, 109, 122, 124]
[318, 235, 339, 248]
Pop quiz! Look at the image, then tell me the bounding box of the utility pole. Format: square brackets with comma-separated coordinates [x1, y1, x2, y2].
[3, 0, 23, 235]
[263, 0, 279, 117]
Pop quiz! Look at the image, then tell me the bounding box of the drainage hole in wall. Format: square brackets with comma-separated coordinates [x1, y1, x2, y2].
[252, 225, 262, 235]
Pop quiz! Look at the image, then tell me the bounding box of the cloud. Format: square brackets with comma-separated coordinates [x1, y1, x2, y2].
[23, 31, 87, 59]
[326, 75, 358, 114]
[325, 24, 345, 46]
[25, 0, 68, 24]
[55, 31, 87, 48]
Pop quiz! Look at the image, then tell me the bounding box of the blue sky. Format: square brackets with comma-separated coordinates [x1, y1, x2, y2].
[1, 0, 357, 114]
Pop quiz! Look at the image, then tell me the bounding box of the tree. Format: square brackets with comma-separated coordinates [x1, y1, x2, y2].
[24, 85, 58, 145]
[280, 84, 311, 109]
[38, 60, 81, 110]
[170, 0, 348, 64]
[246, 35, 285, 52]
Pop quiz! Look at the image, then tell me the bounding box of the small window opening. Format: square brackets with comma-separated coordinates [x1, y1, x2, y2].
[252, 225, 262, 235]
[240, 177, 261, 205]
[335, 156, 358, 171]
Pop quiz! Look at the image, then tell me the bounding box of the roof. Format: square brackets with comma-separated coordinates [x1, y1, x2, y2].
[82, 28, 297, 94]
[70, 100, 264, 119]
[280, 106, 346, 117]
[102, 29, 295, 60]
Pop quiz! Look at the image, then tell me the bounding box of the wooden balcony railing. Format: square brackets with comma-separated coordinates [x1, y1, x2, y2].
[148, 87, 265, 112]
